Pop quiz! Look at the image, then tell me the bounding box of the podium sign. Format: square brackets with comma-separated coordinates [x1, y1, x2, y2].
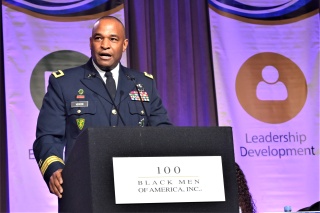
[113, 156, 225, 204]
[59, 127, 238, 212]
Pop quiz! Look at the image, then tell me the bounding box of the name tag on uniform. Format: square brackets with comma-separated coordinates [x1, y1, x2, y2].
[71, 101, 88, 108]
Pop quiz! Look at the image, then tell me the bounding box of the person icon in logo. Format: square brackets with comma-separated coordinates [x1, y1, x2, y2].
[256, 65, 288, 101]
[236, 52, 307, 124]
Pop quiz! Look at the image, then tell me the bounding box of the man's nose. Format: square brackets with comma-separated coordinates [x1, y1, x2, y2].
[101, 39, 110, 49]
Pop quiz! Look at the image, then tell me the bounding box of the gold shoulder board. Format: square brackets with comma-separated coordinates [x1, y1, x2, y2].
[144, 72, 153, 79]
[52, 70, 64, 78]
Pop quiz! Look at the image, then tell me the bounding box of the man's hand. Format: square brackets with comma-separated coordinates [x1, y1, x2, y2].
[49, 169, 63, 198]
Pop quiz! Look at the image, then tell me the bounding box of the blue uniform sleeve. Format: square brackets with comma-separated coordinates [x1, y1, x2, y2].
[33, 74, 66, 187]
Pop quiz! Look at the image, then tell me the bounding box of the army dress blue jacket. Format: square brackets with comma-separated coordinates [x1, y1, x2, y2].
[33, 59, 172, 186]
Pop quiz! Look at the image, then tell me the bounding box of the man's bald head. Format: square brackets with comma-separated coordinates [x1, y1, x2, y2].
[92, 16, 126, 38]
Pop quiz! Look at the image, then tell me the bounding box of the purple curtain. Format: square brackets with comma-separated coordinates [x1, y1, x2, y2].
[0, 11, 9, 212]
[124, 0, 218, 126]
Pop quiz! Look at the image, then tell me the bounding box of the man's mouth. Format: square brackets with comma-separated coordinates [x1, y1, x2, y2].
[99, 53, 112, 59]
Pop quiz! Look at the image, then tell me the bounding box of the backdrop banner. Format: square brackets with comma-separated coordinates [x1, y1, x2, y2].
[208, 0, 319, 212]
[2, 0, 125, 211]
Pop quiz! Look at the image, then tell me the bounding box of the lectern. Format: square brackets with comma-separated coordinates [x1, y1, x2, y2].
[59, 127, 238, 212]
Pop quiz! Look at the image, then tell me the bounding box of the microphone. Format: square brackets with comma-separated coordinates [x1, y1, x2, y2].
[125, 74, 135, 81]
[97, 73, 126, 126]
[116, 90, 125, 126]
[126, 74, 151, 126]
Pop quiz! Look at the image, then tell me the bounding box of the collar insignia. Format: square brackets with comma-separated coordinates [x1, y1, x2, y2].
[52, 70, 64, 78]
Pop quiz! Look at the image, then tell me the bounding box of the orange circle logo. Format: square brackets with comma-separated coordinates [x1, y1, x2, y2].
[236, 52, 307, 124]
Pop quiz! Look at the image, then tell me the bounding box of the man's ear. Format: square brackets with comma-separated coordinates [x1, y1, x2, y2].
[122, 39, 129, 52]
[89, 37, 93, 50]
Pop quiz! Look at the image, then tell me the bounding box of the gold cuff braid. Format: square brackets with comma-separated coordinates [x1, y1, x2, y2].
[40, 156, 65, 176]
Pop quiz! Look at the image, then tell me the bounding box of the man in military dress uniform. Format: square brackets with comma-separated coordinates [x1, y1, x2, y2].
[33, 16, 172, 198]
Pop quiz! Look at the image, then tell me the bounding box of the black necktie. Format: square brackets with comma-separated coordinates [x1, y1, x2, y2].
[105, 71, 116, 100]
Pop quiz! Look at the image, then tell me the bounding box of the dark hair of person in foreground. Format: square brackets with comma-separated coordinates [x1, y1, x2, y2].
[235, 162, 257, 213]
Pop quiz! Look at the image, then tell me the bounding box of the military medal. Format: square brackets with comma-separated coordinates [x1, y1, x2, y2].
[129, 84, 150, 102]
[138, 91, 150, 101]
[129, 91, 150, 102]
[129, 91, 140, 101]
[76, 89, 85, 99]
